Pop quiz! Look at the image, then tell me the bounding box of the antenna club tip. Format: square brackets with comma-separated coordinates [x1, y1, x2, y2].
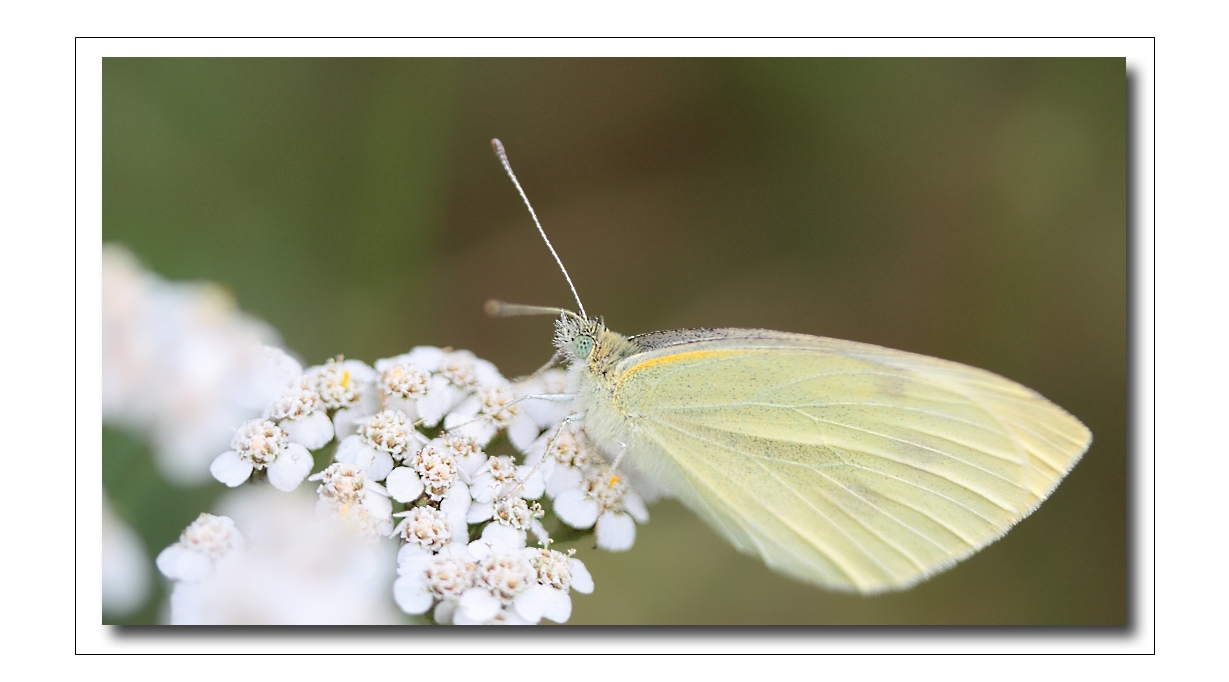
[490, 138, 504, 153]
[483, 299, 506, 317]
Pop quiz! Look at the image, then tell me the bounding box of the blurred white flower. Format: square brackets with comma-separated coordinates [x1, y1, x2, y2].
[165, 486, 400, 625]
[310, 462, 394, 537]
[102, 244, 294, 485]
[210, 418, 314, 492]
[102, 495, 151, 618]
[156, 513, 244, 582]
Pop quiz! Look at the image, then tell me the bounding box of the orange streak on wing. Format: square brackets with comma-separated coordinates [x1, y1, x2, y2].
[615, 348, 747, 395]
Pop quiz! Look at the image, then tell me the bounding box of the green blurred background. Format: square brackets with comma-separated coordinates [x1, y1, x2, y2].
[102, 58, 1126, 625]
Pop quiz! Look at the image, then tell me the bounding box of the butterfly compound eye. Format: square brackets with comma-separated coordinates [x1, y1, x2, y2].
[572, 335, 594, 359]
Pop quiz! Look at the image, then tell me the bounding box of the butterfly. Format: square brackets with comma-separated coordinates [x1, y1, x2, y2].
[489, 139, 1091, 593]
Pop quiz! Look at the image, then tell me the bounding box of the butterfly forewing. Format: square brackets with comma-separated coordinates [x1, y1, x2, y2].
[608, 332, 1090, 593]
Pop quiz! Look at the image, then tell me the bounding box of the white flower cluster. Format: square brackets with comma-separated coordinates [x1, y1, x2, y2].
[198, 346, 655, 624]
[110, 247, 660, 624]
[102, 244, 294, 485]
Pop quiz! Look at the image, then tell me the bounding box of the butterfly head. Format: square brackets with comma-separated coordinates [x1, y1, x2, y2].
[554, 313, 603, 362]
[554, 313, 635, 379]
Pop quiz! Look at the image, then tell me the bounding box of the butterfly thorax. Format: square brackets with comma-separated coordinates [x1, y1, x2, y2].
[554, 315, 637, 392]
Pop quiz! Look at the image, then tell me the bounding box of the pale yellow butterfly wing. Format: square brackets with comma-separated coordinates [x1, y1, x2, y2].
[609, 330, 1091, 593]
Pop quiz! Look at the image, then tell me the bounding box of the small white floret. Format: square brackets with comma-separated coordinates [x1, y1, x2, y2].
[265, 443, 314, 492]
[595, 511, 636, 552]
[514, 584, 571, 624]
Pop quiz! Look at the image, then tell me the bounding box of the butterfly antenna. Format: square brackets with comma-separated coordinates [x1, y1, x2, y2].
[491, 138, 587, 320]
[484, 299, 580, 320]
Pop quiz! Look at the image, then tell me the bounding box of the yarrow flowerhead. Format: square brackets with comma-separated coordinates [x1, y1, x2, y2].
[549, 427, 590, 469]
[232, 419, 285, 469]
[210, 418, 313, 491]
[474, 552, 537, 604]
[445, 380, 542, 450]
[310, 357, 363, 410]
[262, 377, 336, 450]
[478, 384, 519, 429]
[527, 546, 575, 591]
[438, 352, 480, 389]
[411, 439, 460, 502]
[315, 462, 367, 507]
[333, 409, 421, 482]
[306, 357, 378, 440]
[377, 361, 430, 418]
[104, 253, 682, 625]
[423, 552, 474, 601]
[393, 506, 452, 553]
[584, 467, 631, 511]
[492, 496, 544, 531]
[358, 410, 417, 460]
[266, 380, 322, 423]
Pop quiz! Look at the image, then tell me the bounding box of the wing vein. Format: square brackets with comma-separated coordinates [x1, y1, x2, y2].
[660, 400, 1020, 464]
[751, 457, 935, 571]
[763, 457, 973, 553]
[782, 453, 997, 539]
[802, 413, 1025, 506]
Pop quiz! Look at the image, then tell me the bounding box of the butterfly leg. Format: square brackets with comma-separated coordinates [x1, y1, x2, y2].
[512, 351, 564, 383]
[440, 393, 576, 435]
[501, 414, 579, 500]
[607, 440, 629, 473]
